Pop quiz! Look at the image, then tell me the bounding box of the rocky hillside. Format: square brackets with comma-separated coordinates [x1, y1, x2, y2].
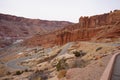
[0, 13, 73, 48]
[24, 10, 120, 47]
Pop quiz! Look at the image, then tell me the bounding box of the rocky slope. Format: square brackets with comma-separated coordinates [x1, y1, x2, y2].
[0, 13, 72, 48]
[24, 10, 120, 47]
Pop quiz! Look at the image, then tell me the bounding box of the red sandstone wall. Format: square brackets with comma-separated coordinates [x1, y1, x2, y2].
[24, 10, 120, 47]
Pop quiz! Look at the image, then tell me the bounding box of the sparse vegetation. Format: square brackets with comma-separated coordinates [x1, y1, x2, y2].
[96, 47, 102, 52]
[73, 50, 86, 57]
[15, 70, 23, 75]
[56, 58, 68, 71]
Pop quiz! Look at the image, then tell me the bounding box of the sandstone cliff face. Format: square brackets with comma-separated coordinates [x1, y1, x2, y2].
[79, 10, 120, 28]
[55, 10, 120, 44]
[24, 10, 120, 47]
[0, 13, 72, 48]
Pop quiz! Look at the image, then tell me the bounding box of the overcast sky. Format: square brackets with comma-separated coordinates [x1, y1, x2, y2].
[0, 0, 120, 22]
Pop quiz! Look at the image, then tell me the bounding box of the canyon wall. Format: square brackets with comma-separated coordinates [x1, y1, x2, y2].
[24, 10, 120, 47]
[0, 13, 72, 48]
[55, 10, 120, 45]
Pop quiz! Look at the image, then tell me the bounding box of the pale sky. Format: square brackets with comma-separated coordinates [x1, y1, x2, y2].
[0, 0, 120, 22]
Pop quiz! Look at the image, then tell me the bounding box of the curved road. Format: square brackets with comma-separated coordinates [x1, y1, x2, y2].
[100, 51, 120, 80]
[111, 53, 120, 80]
[57, 42, 74, 56]
[6, 54, 40, 70]
[5, 42, 74, 70]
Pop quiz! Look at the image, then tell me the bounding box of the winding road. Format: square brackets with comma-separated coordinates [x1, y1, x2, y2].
[2, 42, 120, 71]
[5, 54, 38, 70]
[5, 42, 74, 70]
[57, 42, 74, 56]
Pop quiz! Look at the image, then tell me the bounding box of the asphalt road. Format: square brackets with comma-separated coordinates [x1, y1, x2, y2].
[57, 42, 74, 56]
[5, 42, 74, 70]
[106, 44, 120, 80]
[6, 54, 38, 70]
[111, 54, 120, 80]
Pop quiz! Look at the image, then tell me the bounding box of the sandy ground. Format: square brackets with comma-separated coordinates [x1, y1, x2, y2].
[65, 54, 113, 80]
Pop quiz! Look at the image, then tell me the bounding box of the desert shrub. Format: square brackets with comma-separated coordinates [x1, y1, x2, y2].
[25, 69, 28, 72]
[15, 70, 22, 75]
[73, 50, 86, 57]
[57, 70, 67, 79]
[73, 51, 80, 57]
[56, 58, 68, 71]
[96, 47, 102, 52]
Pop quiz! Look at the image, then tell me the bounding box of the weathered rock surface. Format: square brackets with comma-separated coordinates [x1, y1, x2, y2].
[24, 10, 120, 47]
[0, 13, 72, 48]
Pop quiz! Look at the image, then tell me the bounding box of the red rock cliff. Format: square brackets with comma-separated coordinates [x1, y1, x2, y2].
[24, 10, 120, 47]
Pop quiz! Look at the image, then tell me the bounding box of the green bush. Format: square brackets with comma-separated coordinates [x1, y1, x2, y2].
[73, 50, 86, 57]
[15, 71, 22, 75]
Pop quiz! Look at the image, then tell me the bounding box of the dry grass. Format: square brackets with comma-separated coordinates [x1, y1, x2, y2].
[69, 42, 116, 61]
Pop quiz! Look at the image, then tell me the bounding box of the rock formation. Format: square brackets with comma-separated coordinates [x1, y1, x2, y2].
[0, 13, 72, 48]
[24, 10, 120, 47]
